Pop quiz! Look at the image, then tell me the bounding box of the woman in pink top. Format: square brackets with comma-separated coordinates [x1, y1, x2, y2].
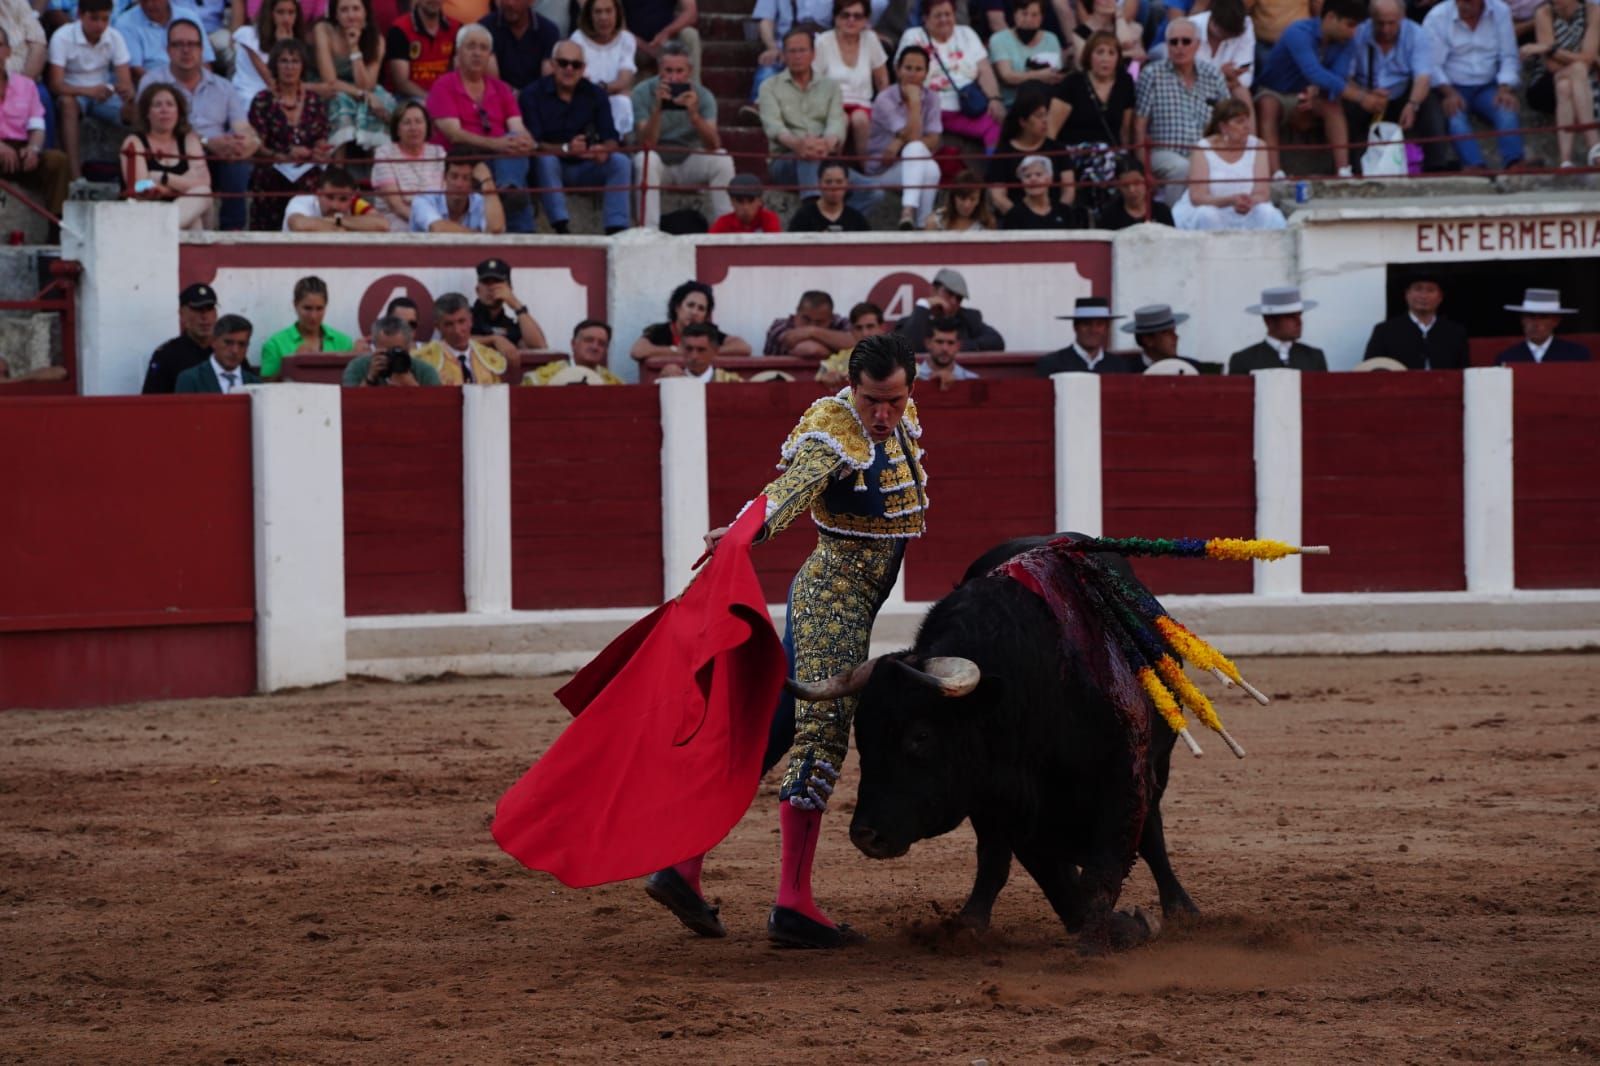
[424, 23, 536, 231]
[370, 99, 445, 230]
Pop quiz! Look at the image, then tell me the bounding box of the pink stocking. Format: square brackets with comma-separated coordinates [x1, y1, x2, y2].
[775, 803, 834, 927]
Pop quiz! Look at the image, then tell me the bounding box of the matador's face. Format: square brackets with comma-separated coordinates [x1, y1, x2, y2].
[851, 368, 911, 441]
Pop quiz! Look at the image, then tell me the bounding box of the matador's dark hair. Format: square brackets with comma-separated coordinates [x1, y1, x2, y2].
[848, 332, 916, 386]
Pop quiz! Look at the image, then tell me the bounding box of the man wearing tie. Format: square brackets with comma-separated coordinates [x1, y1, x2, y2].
[1228, 285, 1329, 373]
[1495, 289, 1592, 365]
[414, 292, 508, 385]
[175, 315, 260, 393]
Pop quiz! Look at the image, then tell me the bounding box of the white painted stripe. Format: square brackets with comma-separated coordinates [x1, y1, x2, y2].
[463, 386, 512, 614]
[1252, 369, 1303, 596]
[1463, 367, 1515, 593]
[1054, 371, 1102, 536]
[659, 377, 710, 602]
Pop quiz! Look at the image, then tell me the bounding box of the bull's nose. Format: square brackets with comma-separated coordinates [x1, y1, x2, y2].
[849, 824, 882, 852]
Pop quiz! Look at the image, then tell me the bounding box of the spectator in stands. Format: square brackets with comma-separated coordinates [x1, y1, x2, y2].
[989, 0, 1064, 108]
[122, 83, 212, 229]
[247, 38, 329, 231]
[480, 0, 560, 91]
[1228, 285, 1328, 373]
[415, 291, 507, 382]
[1174, 97, 1284, 229]
[313, 0, 394, 152]
[525, 318, 624, 383]
[114, 0, 215, 84]
[898, 0, 1005, 150]
[924, 168, 994, 229]
[895, 267, 1006, 351]
[1346, 0, 1453, 174]
[815, 0, 887, 159]
[1250, 0, 1309, 71]
[1096, 159, 1175, 227]
[48, 0, 135, 180]
[816, 299, 883, 384]
[788, 157, 870, 229]
[0, 0, 48, 92]
[658, 320, 744, 380]
[175, 313, 258, 391]
[142, 281, 219, 392]
[987, 85, 1064, 215]
[1048, 30, 1135, 200]
[573, 0, 637, 136]
[1072, 0, 1146, 66]
[0, 28, 69, 230]
[1255, 0, 1369, 179]
[386, 0, 456, 101]
[410, 145, 508, 231]
[370, 100, 444, 230]
[1521, 0, 1600, 168]
[385, 295, 421, 335]
[764, 289, 852, 356]
[140, 18, 258, 230]
[629, 278, 753, 361]
[1120, 304, 1201, 371]
[523, 39, 632, 233]
[918, 317, 980, 386]
[860, 43, 941, 230]
[758, 26, 844, 200]
[471, 256, 549, 354]
[345, 315, 443, 385]
[1135, 18, 1228, 201]
[633, 41, 732, 228]
[751, 0, 830, 100]
[709, 170, 782, 231]
[1000, 153, 1088, 227]
[1035, 296, 1136, 374]
[231, 0, 299, 112]
[623, 0, 699, 76]
[429, 22, 536, 232]
[1190, 0, 1255, 103]
[1424, 0, 1525, 169]
[283, 163, 386, 229]
[1495, 288, 1591, 363]
[1362, 271, 1469, 370]
[259, 275, 356, 380]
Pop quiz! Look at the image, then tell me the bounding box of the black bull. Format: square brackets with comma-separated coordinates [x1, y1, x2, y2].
[822, 535, 1199, 948]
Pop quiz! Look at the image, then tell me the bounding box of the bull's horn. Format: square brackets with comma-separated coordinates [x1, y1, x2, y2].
[895, 656, 981, 698]
[784, 657, 880, 702]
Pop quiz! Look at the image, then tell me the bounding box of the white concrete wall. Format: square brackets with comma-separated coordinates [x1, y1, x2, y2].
[66, 201, 180, 397]
[608, 229, 698, 383]
[462, 386, 513, 613]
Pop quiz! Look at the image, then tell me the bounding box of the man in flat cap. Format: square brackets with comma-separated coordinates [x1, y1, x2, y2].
[894, 268, 1006, 353]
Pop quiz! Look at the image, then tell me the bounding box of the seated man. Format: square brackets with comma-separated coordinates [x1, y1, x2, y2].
[1345, 0, 1452, 175]
[817, 300, 884, 385]
[1134, 18, 1228, 202]
[284, 166, 388, 232]
[1036, 296, 1140, 373]
[142, 282, 218, 393]
[525, 319, 625, 384]
[917, 317, 980, 386]
[757, 27, 844, 201]
[763, 290, 853, 357]
[385, 0, 458, 103]
[1423, 0, 1523, 169]
[750, 0, 831, 99]
[479, 0, 561, 93]
[521, 40, 632, 234]
[114, 0, 214, 83]
[657, 321, 744, 381]
[894, 268, 1006, 352]
[385, 296, 421, 336]
[414, 292, 508, 384]
[410, 147, 508, 233]
[47, 0, 135, 179]
[1363, 271, 1468, 370]
[1227, 285, 1328, 372]
[1119, 304, 1203, 370]
[1254, 0, 1372, 179]
[175, 313, 257, 392]
[622, 0, 702, 75]
[632, 41, 735, 229]
[345, 315, 442, 386]
[708, 172, 781, 232]
[471, 257, 549, 358]
[1495, 288, 1591, 363]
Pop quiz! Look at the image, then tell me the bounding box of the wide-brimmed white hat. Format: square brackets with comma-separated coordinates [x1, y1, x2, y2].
[1353, 356, 1408, 372]
[1245, 285, 1318, 316]
[538, 364, 609, 385]
[1504, 288, 1577, 314]
[1143, 357, 1198, 375]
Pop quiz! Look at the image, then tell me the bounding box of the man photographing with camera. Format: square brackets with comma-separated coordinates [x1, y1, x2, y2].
[343, 315, 441, 387]
[631, 40, 734, 230]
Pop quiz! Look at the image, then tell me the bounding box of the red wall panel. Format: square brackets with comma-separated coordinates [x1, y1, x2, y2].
[1100, 378, 1256, 595]
[342, 390, 465, 615]
[1301, 373, 1465, 593]
[510, 387, 663, 608]
[1512, 364, 1600, 588]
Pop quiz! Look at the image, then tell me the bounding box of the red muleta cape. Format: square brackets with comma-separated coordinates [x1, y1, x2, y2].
[491, 499, 787, 888]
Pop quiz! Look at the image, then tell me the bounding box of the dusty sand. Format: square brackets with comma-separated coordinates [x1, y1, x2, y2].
[3, 654, 1599, 1065]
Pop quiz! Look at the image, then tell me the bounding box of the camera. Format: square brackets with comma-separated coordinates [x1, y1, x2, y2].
[663, 81, 691, 108]
[1025, 55, 1058, 70]
[378, 346, 412, 379]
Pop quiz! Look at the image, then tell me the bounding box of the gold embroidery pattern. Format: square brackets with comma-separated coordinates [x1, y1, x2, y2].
[414, 340, 507, 384]
[523, 360, 624, 386]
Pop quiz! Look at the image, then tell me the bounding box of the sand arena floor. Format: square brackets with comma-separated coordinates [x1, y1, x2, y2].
[3, 653, 1599, 1064]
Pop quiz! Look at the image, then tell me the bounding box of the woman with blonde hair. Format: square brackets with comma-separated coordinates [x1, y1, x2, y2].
[1172, 97, 1284, 231]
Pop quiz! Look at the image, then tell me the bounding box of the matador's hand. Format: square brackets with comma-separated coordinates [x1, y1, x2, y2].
[787, 759, 838, 811]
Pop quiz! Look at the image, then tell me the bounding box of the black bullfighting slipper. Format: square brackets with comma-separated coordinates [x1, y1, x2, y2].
[644, 869, 727, 938]
[766, 906, 867, 949]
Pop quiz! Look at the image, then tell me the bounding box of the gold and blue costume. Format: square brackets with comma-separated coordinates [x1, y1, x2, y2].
[749, 389, 928, 807]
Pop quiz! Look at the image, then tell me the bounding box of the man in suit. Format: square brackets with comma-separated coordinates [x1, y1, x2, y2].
[175, 314, 260, 393]
[1495, 289, 1592, 365]
[1363, 272, 1470, 370]
[894, 268, 1006, 353]
[1036, 296, 1142, 375]
[1120, 304, 1205, 371]
[1228, 286, 1329, 374]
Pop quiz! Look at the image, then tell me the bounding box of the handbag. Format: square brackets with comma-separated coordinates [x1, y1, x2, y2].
[925, 31, 990, 118]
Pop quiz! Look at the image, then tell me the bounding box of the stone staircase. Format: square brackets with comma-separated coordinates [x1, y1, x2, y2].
[698, 0, 768, 180]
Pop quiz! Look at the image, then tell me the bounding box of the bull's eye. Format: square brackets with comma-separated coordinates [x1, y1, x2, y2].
[903, 727, 933, 759]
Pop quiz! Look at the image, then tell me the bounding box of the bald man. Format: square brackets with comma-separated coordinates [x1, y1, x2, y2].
[520, 39, 634, 233]
[1342, 0, 1453, 173]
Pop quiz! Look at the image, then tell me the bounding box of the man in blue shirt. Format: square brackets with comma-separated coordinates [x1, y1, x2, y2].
[113, 0, 214, 81]
[520, 39, 633, 233]
[1255, 0, 1377, 178]
[1344, 0, 1452, 172]
[1422, 0, 1522, 169]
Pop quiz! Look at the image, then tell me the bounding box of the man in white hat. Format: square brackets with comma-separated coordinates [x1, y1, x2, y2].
[1228, 285, 1328, 373]
[1121, 304, 1203, 371]
[1036, 296, 1140, 374]
[1495, 289, 1591, 365]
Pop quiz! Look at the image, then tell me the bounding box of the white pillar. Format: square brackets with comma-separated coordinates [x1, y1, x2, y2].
[659, 376, 709, 600]
[463, 385, 512, 613]
[250, 384, 345, 690]
[1253, 369, 1303, 596]
[1053, 372, 1102, 535]
[63, 201, 179, 396]
[1463, 367, 1515, 593]
[607, 229, 698, 383]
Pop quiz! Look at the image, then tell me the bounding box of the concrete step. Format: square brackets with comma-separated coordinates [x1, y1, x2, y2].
[0, 310, 62, 378]
[699, 11, 754, 40]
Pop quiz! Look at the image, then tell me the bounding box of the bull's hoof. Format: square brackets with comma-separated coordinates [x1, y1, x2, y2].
[644, 869, 727, 939]
[767, 906, 867, 949]
[1161, 892, 1201, 922]
[1076, 906, 1159, 955]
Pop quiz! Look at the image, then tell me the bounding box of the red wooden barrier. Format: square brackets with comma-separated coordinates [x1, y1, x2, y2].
[1512, 364, 1600, 589]
[510, 387, 663, 608]
[1301, 373, 1466, 593]
[342, 390, 465, 615]
[0, 396, 256, 709]
[1100, 377, 1256, 595]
